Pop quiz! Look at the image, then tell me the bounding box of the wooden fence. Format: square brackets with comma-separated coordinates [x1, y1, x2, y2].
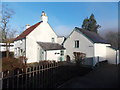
[2, 61, 63, 88]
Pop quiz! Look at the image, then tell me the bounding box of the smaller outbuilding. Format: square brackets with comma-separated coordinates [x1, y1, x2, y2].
[63, 27, 119, 66]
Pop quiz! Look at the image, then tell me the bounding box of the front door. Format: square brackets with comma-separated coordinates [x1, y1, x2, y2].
[60, 50, 64, 61]
[40, 49, 44, 60]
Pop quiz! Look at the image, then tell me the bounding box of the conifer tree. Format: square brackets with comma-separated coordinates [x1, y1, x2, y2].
[82, 14, 101, 33]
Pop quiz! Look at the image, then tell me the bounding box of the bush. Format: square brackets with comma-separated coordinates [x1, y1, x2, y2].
[2, 57, 26, 72]
[73, 52, 86, 66]
[27, 62, 39, 67]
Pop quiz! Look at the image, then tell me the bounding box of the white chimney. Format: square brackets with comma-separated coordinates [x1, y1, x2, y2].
[26, 24, 30, 29]
[41, 11, 48, 23]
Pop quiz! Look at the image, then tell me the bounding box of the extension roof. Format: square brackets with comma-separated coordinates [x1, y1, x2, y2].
[37, 42, 65, 50]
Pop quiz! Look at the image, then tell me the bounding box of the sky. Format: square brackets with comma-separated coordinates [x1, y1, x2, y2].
[1, 0, 120, 2]
[2, 2, 118, 37]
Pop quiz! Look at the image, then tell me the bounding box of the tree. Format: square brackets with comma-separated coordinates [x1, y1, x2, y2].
[104, 31, 119, 49]
[0, 4, 16, 57]
[82, 13, 101, 33]
[0, 4, 15, 41]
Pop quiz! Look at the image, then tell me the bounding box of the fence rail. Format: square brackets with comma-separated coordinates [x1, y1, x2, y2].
[2, 61, 63, 88]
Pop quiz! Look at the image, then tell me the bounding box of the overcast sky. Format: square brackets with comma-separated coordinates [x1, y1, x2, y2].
[2, 2, 118, 37]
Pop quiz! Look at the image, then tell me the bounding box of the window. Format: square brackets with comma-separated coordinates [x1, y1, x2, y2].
[51, 38, 55, 43]
[60, 50, 64, 56]
[20, 49, 23, 56]
[75, 40, 79, 48]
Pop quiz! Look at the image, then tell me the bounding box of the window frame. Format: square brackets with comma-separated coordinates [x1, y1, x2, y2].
[74, 40, 79, 48]
[51, 37, 55, 43]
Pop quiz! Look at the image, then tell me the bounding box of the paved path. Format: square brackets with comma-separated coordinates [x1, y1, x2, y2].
[59, 64, 119, 88]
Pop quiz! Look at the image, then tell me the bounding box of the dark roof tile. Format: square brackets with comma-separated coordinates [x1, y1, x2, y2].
[75, 27, 109, 44]
[37, 42, 65, 50]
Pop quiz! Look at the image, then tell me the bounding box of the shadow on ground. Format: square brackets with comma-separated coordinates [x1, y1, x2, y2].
[59, 63, 119, 88]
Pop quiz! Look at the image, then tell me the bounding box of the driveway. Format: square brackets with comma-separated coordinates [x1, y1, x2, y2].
[59, 63, 119, 88]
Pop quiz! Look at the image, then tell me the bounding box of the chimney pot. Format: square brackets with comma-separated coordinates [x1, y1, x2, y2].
[26, 24, 30, 29]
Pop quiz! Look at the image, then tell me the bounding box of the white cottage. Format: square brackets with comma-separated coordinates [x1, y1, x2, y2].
[14, 11, 65, 63]
[64, 27, 119, 66]
[0, 43, 14, 52]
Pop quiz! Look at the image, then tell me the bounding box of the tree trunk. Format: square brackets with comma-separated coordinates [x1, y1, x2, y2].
[6, 42, 9, 58]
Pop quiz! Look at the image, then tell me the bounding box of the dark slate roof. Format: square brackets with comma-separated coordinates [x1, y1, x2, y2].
[14, 21, 42, 41]
[107, 46, 118, 50]
[75, 27, 109, 44]
[37, 42, 65, 50]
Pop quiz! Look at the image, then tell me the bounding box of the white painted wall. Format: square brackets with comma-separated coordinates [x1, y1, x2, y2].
[106, 47, 117, 64]
[57, 36, 65, 45]
[94, 43, 110, 62]
[46, 50, 61, 62]
[14, 12, 65, 63]
[14, 21, 63, 63]
[28, 22, 58, 43]
[14, 39, 26, 58]
[117, 50, 119, 64]
[37, 44, 65, 62]
[26, 37, 38, 63]
[25, 22, 58, 63]
[64, 30, 94, 62]
[0, 43, 14, 52]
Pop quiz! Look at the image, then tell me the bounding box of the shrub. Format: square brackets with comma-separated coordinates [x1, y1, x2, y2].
[2, 57, 26, 72]
[19, 56, 28, 65]
[27, 62, 39, 67]
[73, 52, 86, 66]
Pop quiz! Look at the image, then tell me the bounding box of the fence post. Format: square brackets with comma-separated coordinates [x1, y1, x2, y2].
[35, 66, 37, 88]
[97, 56, 100, 67]
[32, 67, 34, 88]
[12, 70, 14, 88]
[17, 70, 19, 88]
[6, 71, 9, 88]
[42, 65, 44, 88]
[52, 62, 54, 88]
[0, 72, 3, 89]
[28, 68, 30, 88]
[21, 69, 23, 88]
[35, 66, 38, 88]
[25, 68, 28, 88]
[92, 57, 94, 68]
[38, 65, 40, 88]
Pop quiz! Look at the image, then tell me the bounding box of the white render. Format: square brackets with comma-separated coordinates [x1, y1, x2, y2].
[57, 36, 65, 45]
[64, 28, 119, 65]
[64, 29, 94, 62]
[0, 43, 14, 52]
[106, 47, 119, 64]
[14, 11, 65, 63]
[46, 50, 65, 62]
[25, 22, 58, 63]
[14, 11, 119, 65]
[94, 43, 110, 61]
[14, 39, 26, 57]
[117, 50, 119, 64]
